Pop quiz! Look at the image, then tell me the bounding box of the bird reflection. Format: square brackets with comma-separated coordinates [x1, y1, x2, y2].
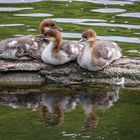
[80, 88, 119, 131]
[0, 87, 119, 131]
[40, 94, 77, 126]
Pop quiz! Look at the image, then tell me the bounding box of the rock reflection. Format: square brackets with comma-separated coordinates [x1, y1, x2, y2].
[0, 93, 40, 110]
[0, 87, 119, 131]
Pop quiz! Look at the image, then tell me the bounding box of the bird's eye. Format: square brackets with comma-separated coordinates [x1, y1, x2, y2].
[84, 36, 89, 39]
[82, 35, 87, 38]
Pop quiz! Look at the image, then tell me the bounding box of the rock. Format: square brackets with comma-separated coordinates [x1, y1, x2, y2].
[0, 57, 140, 87]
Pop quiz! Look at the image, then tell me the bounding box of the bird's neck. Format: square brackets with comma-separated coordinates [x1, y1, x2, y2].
[47, 40, 55, 50]
[45, 35, 62, 55]
[86, 40, 95, 49]
[53, 38, 62, 53]
[90, 36, 96, 48]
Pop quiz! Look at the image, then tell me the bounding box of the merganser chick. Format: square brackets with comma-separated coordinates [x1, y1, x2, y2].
[40, 18, 83, 60]
[77, 29, 122, 71]
[41, 29, 79, 65]
[0, 35, 47, 60]
[0, 19, 60, 60]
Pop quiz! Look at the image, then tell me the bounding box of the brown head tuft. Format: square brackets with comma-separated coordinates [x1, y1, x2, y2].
[39, 19, 56, 34]
[82, 29, 97, 42]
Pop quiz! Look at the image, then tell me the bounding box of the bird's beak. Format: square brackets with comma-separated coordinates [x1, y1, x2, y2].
[79, 38, 87, 42]
[53, 25, 63, 30]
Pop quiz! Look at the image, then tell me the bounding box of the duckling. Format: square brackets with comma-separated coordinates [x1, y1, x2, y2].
[0, 19, 60, 60]
[41, 29, 79, 65]
[40, 18, 84, 61]
[77, 29, 122, 71]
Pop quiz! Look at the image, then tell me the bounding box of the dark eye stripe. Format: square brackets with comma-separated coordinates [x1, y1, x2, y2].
[83, 36, 89, 38]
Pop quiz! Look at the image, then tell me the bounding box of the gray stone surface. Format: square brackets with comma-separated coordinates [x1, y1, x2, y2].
[0, 57, 140, 87]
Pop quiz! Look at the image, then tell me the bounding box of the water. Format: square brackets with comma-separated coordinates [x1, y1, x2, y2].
[14, 13, 53, 17]
[116, 12, 140, 18]
[0, 85, 139, 140]
[0, 7, 33, 11]
[91, 8, 126, 13]
[0, 0, 140, 140]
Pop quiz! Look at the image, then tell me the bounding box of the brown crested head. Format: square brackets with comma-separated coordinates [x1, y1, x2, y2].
[44, 29, 62, 49]
[39, 19, 61, 34]
[80, 29, 97, 43]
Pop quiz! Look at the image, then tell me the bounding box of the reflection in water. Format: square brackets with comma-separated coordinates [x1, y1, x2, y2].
[97, 35, 140, 44]
[80, 89, 119, 131]
[14, 13, 53, 17]
[0, 94, 40, 110]
[52, 18, 106, 23]
[91, 8, 126, 13]
[127, 49, 140, 56]
[0, 0, 42, 3]
[0, 7, 33, 12]
[76, 22, 140, 29]
[49, 0, 134, 5]
[41, 94, 77, 126]
[117, 12, 140, 18]
[0, 87, 119, 132]
[27, 28, 37, 32]
[86, 0, 134, 5]
[62, 32, 140, 44]
[0, 0, 139, 138]
[0, 24, 24, 27]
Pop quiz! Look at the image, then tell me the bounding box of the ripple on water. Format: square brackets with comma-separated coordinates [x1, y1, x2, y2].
[91, 8, 126, 13]
[14, 13, 53, 17]
[49, 0, 134, 5]
[27, 29, 37, 32]
[0, 24, 24, 27]
[13, 34, 24, 37]
[76, 22, 140, 29]
[116, 12, 140, 18]
[127, 50, 140, 53]
[62, 32, 81, 38]
[0, 0, 42, 3]
[98, 36, 140, 44]
[53, 18, 106, 23]
[62, 32, 140, 44]
[89, 0, 134, 5]
[0, 7, 33, 12]
[134, 32, 140, 35]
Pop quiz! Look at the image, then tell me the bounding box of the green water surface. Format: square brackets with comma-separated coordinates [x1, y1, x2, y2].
[0, 0, 140, 140]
